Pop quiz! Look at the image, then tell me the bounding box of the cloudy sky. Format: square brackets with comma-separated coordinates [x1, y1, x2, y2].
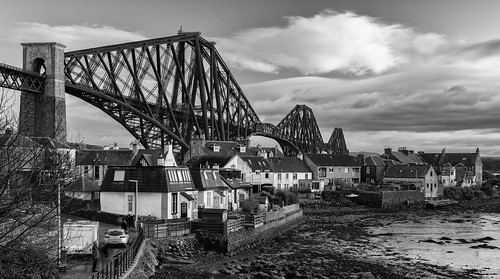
[1, 0, 500, 155]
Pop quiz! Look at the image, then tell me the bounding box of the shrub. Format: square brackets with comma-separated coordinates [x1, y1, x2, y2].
[276, 190, 299, 206]
[240, 197, 260, 214]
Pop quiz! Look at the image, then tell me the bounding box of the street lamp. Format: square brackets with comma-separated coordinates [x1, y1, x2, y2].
[129, 180, 139, 228]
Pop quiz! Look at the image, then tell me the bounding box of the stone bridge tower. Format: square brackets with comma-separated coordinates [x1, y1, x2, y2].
[19, 42, 67, 142]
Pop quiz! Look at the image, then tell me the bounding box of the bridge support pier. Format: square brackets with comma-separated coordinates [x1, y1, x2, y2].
[19, 42, 67, 142]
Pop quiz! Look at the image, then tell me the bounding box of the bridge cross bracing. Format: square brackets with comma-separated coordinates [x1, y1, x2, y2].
[0, 32, 347, 158]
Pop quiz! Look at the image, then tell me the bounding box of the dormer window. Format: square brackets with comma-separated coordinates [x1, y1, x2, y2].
[237, 145, 246, 153]
[211, 144, 220, 152]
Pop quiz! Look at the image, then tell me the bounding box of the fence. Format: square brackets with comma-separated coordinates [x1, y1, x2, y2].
[142, 221, 191, 238]
[90, 227, 144, 279]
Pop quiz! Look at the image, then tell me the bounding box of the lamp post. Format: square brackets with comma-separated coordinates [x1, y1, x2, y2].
[129, 180, 139, 228]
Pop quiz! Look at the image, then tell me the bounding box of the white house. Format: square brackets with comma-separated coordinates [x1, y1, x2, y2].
[64, 175, 100, 200]
[100, 166, 197, 221]
[383, 164, 441, 199]
[267, 157, 312, 191]
[190, 168, 230, 210]
[223, 155, 274, 193]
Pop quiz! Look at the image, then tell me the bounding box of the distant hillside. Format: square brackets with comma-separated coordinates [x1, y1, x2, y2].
[482, 157, 500, 172]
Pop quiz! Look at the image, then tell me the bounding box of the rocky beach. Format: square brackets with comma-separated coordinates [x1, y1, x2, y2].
[150, 200, 500, 279]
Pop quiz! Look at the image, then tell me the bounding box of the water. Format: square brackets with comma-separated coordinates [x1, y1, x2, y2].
[369, 212, 500, 278]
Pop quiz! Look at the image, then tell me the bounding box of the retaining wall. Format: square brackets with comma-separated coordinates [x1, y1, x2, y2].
[381, 190, 425, 208]
[226, 209, 303, 255]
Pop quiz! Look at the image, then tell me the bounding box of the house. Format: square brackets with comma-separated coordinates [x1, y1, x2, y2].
[190, 168, 230, 210]
[75, 147, 134, 186]
[382, 164, 440, 199]
[219, 169, 252, 211]
[249, 144, 284, 158]
[380, 147, 426, 165]
[303, 154, 362, 189]
[418, 148, 482, 187]
[267, 157, 313, 191]
[100, 166, 197, 221]
[64, 176, 100, 200]
[361, 155, 400, 184]
[223, 155, 274, 193]
[184, 138, 253, 163]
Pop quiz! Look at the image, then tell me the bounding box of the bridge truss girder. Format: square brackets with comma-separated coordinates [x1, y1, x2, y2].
[275, 105, 325, 156]
[63, 33, 260, 155]
[0, 63, 45, 94]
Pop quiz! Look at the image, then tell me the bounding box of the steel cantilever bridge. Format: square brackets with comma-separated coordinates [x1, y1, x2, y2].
[0, 32, 348, 158]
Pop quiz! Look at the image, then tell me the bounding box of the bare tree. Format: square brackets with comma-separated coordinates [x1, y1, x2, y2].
[0, 87, 72, 278]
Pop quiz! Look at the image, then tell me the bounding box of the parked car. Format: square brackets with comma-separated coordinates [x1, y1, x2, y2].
[103, 229, 129, 247]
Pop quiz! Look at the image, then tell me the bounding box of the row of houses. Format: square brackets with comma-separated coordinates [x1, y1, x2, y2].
[1, 130, 483, 221]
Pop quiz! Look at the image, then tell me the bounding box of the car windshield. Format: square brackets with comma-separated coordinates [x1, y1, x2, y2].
[107, 230, 124, 236]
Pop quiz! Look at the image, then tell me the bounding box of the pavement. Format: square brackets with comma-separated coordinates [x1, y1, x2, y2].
[59, 215, 138, 279]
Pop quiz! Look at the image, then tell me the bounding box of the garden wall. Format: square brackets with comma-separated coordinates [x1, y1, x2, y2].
[381, 190, 425, 207]
[226, 209, 303, 255]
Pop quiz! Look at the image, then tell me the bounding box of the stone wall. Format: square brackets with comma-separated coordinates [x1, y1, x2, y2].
[123, 240, 158, 279]
[227, 210, 303, 255]
[381, 190, 425, 208]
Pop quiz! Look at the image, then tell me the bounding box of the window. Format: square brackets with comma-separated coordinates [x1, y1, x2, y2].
[305, 173, 309, 179]
[177, 170, 184, 181]
[278, 173, 282, 180]
[114, 170, 125, 181]
[94, 165, 100, 179]
[353, 168, 360, 174]
[329, 168, 334, 173]
[212, 171, 217, 179]
[285, 173, 289, 179]
[293, 173, 297, 180]
[430, 171, 433, 176]
[84, 166, 89, 175]
[319, 168, 326, 177]
[207, 192, 212, 207]
[172, 193, 178, 214]
[345, 168, 349, 173]
[265, 173, 269, 179]
[203, 171, 208, 179]
[366, 167, 370, 175]
[128, 195, 133, 212]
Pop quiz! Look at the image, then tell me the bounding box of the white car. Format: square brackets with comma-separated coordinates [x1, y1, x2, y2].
[103, 229, 129, 247]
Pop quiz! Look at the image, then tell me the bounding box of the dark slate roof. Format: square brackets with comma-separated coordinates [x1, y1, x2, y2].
[384, 165, 431, 178]
[0, 133, 41, 148]
[190, 169, 230, 190]
[29, 137, 74, 149]
[240, 156, 273, 171]
[184, 155, 233, 169]
[267, 157, 311, 173]
[220, 176, 252, 189]
[388, 152, 425, 165]
[130, 149, 164, 166]
[64, 176, 100, 192]
[365, 156, 385, 166]
[419, 152, 479, 167]
[305, 154, 361, 167]
[76, 149, 134, 166]
[248, 146, 284, 157]
[100, 166, 194, 193]
[202, 141, 253, 157]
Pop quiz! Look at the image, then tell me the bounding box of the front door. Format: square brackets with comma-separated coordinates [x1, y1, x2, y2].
[180, 202, 188, 218]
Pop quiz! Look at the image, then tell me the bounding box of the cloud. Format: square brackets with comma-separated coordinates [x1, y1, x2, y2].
[213, 10, 453, 76]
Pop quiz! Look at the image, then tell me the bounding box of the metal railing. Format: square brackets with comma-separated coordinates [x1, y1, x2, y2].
[90, 227, 144, 279]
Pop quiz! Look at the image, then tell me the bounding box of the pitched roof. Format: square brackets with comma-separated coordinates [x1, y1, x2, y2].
[419, 152, 479, 167]
[184, 155, 233, 169]
[248, 146, 284, 157]
[240, 156, 273, 171]
[64, 176, 100, 192]
[130, 149, 164, 166]
[365, 156, 385, 166]
[202, 141, 253, 157]
[267, 157, 311, 173]
[190, 169, 229, 190]
[75, 149, 134, 165]
[100, 166, 194, 193]
[388, 151, 425, 165]
[305, 154, 361, 167]
[384, 165, 431, 178]
[220, 176, 252, 189]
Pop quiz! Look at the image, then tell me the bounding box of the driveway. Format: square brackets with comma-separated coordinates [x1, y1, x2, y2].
[59, 214, 138, 279]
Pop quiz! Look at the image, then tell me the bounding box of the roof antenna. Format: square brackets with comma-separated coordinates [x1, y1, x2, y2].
[178, 26, 183, 34]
